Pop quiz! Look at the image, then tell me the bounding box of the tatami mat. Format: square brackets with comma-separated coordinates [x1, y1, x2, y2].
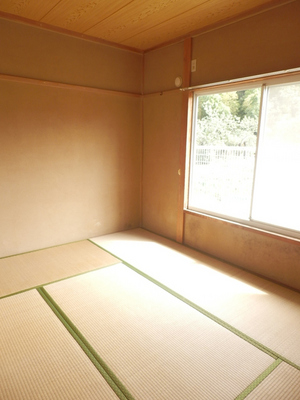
[0, 240, 118, 298]
[46, 264, 275, 400]
[91, 229, 300, 368]
[246, 362, 300, 399]
[0, 290, 120, 400]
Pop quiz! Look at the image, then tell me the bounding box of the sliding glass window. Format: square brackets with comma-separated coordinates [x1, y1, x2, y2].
[188, 75, 300, 238]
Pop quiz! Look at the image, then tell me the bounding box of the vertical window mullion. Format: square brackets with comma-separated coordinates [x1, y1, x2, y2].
[188, 93, 200, 209]
[249, 84, 267, 221]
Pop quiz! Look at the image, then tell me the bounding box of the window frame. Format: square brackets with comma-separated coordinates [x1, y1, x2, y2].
[185, 70, 300, 241]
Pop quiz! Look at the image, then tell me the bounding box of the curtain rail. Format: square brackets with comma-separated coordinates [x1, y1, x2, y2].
[180, 67, 300, 92]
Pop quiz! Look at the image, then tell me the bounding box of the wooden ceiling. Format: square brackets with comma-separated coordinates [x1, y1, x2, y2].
[0, 0, 292, 51]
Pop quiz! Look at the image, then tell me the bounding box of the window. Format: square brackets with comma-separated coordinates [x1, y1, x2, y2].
[188, 74, 300, 239]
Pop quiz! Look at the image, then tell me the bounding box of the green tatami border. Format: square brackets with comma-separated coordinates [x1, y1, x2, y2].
[0, 261, 120, 301]
[0, 239, 86, 260]
[89, 240, 300, 371]
[235, 358, 282, 400]
[37, 287, 135, 400]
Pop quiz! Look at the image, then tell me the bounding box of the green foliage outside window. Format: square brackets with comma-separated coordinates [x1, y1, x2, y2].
[196, 88, 261, 146]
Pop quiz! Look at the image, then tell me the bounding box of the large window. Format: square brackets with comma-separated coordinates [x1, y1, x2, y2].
[188, 75, 300, 238]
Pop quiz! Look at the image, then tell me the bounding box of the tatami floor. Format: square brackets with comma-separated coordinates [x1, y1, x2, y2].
[1, 228, 300, 399]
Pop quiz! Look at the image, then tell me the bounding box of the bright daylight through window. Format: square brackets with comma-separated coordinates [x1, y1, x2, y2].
[188, 75, 300, 238]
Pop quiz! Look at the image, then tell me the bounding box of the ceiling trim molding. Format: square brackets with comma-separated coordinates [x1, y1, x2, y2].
[0, 10, 143, 54]
[143, 0, 295, 53]
[0, 0, 295, 53]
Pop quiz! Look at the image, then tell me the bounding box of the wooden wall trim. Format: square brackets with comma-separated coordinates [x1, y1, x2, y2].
[140, 98, 144, 228]
[143, 89, 181, 97]
[0, 73, 142, 98]
[184, 210, 300, 247]
[140, 53, 145, 227]
[142, 0, 295, 53]
[176, 37, 192, 243]
[0, 11, 142, 54]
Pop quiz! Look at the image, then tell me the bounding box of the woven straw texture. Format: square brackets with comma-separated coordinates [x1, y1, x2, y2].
[46, 264, 274, 400]
[246, 362, 300, 399]
[0, 290, 119, 400]
[91, 228, 300, 367]
[0, 240, 118, 297]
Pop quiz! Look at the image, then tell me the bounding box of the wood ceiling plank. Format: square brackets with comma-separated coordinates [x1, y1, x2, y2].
[0, 0, 292, 51]
[85, 0, 206, 41]
[41, 0, 134, 32]
[121, 0, 291, 50]
[0, 0, 59, 20]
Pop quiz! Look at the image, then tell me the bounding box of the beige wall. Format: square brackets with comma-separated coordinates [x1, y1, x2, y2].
[0, 17, 142, 93]
[191, 1, 300, 86]
[184, 213, 300, 290]
[0, 18, 142, 257]
[143, 41, 185, 94]
[1, 3, 300, 289]
[142, 1, 300, 290]
[142, 42, 185, 240]
[142, 91, 183, 240]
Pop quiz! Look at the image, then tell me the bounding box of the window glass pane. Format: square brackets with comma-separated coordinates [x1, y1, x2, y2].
[189, 88, 261, 219]
[252, 82, 300, 231]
